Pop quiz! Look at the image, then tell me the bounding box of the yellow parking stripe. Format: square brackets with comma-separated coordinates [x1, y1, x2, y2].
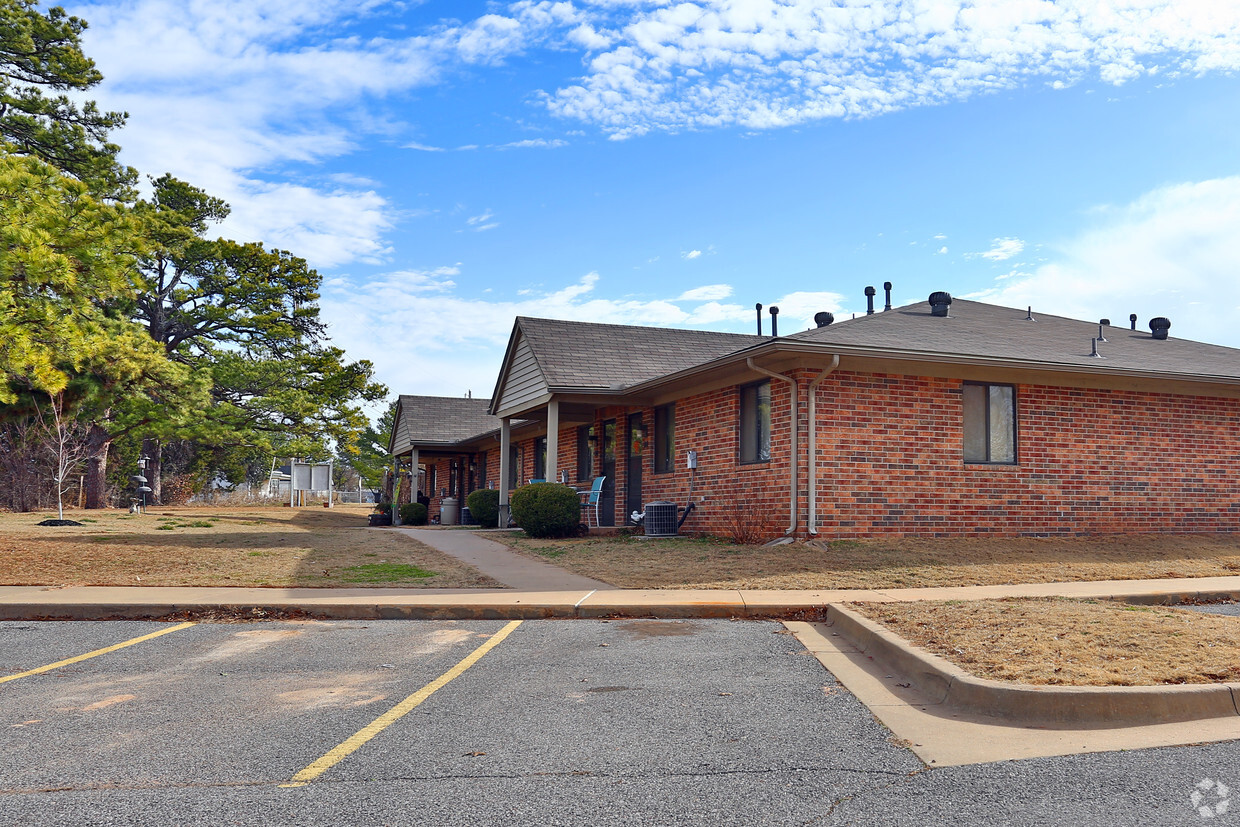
[0, 622, 196, 685]
[282, 619, 523, 788]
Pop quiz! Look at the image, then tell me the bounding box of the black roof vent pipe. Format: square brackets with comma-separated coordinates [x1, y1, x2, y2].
[928, 291, 952, 317]
[1149, 317, 1171, 340]
[1129, 313, 1138, 330]
[769, 305, 779, 337]
[814, 311, 835, 328]
[755, 303, 763, 336]
[883, 281, 893, 311]
[864, 286, 876, 315]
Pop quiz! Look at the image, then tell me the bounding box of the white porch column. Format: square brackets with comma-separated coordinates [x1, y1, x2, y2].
[546, 397, 559, 483]
[498, 417, 511, 527]
[391, 455, 402, 526]
[409, 448, 419, 503]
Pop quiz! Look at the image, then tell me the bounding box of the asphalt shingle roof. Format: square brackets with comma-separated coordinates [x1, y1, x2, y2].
[788, 299, 1240, 381]
[396, 395, 500, 446]
[517, 317, 764, 390]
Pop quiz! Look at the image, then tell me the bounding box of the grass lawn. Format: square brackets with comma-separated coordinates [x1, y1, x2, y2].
[853, 597, 1240, 686]
[0, 505, 502, 589]
[491, 531, 1240, 589]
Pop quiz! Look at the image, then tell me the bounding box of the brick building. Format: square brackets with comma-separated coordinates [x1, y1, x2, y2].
[390, 294, 1240, 538]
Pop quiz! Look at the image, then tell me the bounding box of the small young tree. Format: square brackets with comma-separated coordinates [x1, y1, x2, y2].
[34, 392, 88, 519]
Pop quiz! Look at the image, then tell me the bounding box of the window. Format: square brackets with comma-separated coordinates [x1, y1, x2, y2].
[534, 437, 547, 480]
[739, 380, 771, 463]
[577, 425, 595, 481]
[508, 445, 519, 490]
[963, 383, 1016, 463]
[653, 404, 675, 473]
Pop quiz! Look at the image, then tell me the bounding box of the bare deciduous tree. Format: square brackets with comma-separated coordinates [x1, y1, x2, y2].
[33, 393, 89, 520]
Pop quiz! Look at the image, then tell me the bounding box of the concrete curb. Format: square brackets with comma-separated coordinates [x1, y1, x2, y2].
[824, 603, 1240, 725]
[0, 597, 827, 623]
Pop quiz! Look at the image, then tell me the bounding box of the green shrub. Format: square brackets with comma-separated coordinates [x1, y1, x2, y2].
[375, 502, 392, 516]
[510, 482, 582, 538]
[466, 488, 501, 528]
[399, 502, 428, 525]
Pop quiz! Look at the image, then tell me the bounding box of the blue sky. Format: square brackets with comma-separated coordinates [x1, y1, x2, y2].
[69, 0, 1240, 402]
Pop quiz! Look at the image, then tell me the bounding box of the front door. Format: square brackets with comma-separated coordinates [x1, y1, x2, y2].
[625, 412, 644, 523]
[599, 419, 616, 526]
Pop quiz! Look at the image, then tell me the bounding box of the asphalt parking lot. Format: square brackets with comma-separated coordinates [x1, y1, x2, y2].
[1, 619, 1237, 826]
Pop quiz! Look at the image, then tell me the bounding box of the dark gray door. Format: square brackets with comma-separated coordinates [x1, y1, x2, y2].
[625, 412, 644, 523]
[599, 419, 616, 526]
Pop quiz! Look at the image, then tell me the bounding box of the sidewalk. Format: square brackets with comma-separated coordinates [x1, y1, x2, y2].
[3, 575, 1238, 622]
[393, 527, 614, 591]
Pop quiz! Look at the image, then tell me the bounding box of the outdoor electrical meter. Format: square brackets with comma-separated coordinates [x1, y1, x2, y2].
[686, 450, 698, 470]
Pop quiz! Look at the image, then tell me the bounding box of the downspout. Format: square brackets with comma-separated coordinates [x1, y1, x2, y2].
[746, 358, 798, 536]
[807, 355, 840, 536]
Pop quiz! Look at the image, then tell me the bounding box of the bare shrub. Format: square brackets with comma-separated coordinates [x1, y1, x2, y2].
[161, 474, 200, 505]
[720, 486, 781, 545]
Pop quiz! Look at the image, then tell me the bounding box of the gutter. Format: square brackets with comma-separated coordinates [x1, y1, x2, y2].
[746, 357, 798, 536]
[806, 355, 840, 536]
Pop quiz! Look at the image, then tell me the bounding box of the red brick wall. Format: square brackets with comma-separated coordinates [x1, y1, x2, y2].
[811, 371, 1240, 537]
[601, 370, 1240, 538]
[487, 369, 1240, 538]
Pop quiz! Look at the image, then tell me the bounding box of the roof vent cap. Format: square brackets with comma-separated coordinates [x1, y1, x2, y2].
[928, 291, 952, 317]
[814, 311, 835, 328]
[1149, 317, 1171, 340]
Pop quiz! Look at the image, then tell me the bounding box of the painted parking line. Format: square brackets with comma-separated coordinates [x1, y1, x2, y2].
[281, 620, 523, 788]
[0, 622, 196, 685]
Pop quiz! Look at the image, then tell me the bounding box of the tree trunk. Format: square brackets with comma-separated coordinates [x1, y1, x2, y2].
[84, 424, 112, 509]
[142, 436, 162, 505]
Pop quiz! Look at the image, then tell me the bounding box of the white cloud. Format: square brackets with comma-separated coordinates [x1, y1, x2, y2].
[68, 0, 564, 270]
[937, 246, 949, 254]
[676, 284, 733, 301]
[976, 238, 1026, 261]
[405, 142, 446, 152]
[320, 269, 846, 396]
[964, 177, 1240, 348]
[682, 249, 702, 259]
[540, 1, 1240, 138]
[466, 210, 498, 231]
[497, 138, 569, 149]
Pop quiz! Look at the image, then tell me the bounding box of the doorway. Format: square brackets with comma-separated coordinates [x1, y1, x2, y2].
[599, 419, 616, 526]
[625, 412, 644, 523]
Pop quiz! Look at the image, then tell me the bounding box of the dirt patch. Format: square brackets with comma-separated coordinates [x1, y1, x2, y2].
[853, 598, 1240, 686]
[491, 532, 1240, 590]
[0, 505, 502, 589]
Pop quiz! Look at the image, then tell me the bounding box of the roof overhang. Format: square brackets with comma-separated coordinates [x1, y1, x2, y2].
[486, 325, 1240, 424]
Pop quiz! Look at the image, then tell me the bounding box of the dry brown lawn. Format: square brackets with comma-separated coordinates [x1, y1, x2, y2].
[0, 505, 501, 589]
[492, 532, 1240, 589]
[854, 598, 1240, 686]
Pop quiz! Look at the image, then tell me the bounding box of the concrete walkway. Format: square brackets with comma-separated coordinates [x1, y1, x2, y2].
[394, 528, 615, 591]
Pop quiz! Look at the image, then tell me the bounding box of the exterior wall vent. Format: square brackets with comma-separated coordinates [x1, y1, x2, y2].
[928, 291, 952, 317]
